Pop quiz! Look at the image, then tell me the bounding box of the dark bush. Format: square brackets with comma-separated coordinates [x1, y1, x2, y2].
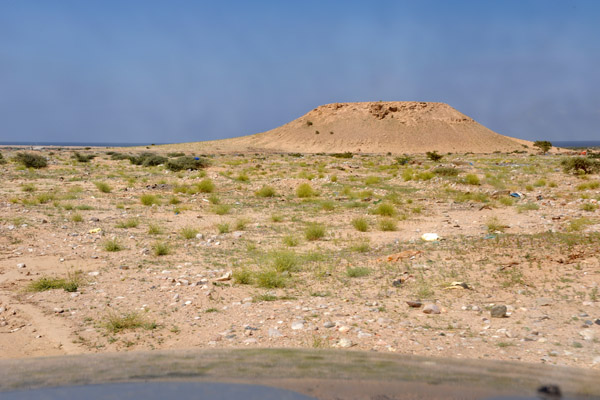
[110, 152, 131, 161]
[426, 151, 443, 162]
[15, 152, 47, 168]
[141, 154, 168, 166]
[395, 155, 412, 165]
[0, 153, 6, 165]
[561, 157, 600, 175]
[288, 153, 303, 157]
[128, 152, 156, 165]
[533, 140, 552, 153]
[331, 152, 353, 159]
[72, 152, 96, 163]
[166, 156, 209, 171]
[167, 152, 186, 157]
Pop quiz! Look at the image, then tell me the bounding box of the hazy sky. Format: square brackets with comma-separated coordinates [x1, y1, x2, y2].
[1, 0, 599, 143]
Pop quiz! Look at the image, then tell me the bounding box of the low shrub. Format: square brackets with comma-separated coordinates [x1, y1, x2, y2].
[305, 223, 326, 241]
[296, 183, 315, 198]
[352, 217, 369, 232]
[140, 194, 160, 206]
[426, 151, 443, 162]
[15, 152, 47, 168]
[94, 181, 112, 193]
[196, 179, 215, 193]
[72, 152, 96, 163]
[166, 156, 208, 171]
[256, 185, 276, 197]
[561, 157, 600, 175]
[378, 218, 397, 231]
[331, 152, 353, 159]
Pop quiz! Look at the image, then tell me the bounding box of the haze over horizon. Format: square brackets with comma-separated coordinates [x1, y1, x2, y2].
[1, 0, 599, 144]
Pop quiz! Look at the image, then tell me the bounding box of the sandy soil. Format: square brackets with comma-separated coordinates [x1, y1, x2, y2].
[0, 148, 598, 370]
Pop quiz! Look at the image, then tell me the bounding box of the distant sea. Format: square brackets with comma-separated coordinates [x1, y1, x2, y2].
[0, 142, 165, 147]
[553, 141, 600, 148]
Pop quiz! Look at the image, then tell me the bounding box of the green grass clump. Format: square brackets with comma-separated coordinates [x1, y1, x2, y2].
[116, 218, 139, 229]
[576, 181, 600, 191]
[568, 217, 594, 232]
[352, 217, 369, 232]
[147, 224, 163, 235]
[378, 218, 397, 231]
[180, 226, 199, 239]
[346, 266, 371, 278]
[271, 214, 284, 222]
[415, 171, 435, 181]
[283, 235, 299, 247]
[217, 223, 230, 234]
[196, 179, 215, 193]
[35, 192, 55, 204]
[21, 183, 36, 192]
[104, 238, 123, 252]
[349, 241, 370, 253]
[71, 213, 83, 223]
[516, 202, 539, 213]
[94, 181, 112, 193]
[256, 185, 276, 197]
[270, 250, 299, 272]
[140, 194, 160, 206]
[582, 203, 598, 212]
[236, 173, 249, 182]
[364, 176, 381, 185]
[254, 270, 287, 288]
[104, 311, 157, 333]
[233, 268, 253, 285]
[153, 241, 171, 256]
[213, 204, 231, 215]
[463, 174, 480, 185]
[486, 216, 506, 233]
[296, 183, 315, 198]
[28, 271, 83, 293]
[372, 202, 396, 217]
[305, 223, 326, 241]
[320, 200, 335, 211]
[235, 218, 250, 230]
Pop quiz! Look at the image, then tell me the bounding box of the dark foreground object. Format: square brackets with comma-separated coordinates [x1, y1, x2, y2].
[1, 349, 598, 399]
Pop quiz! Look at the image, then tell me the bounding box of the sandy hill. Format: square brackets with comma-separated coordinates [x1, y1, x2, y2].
[166, 102, 532, 154]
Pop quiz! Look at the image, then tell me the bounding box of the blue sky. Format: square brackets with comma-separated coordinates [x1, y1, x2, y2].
[1, 0, 599, 143]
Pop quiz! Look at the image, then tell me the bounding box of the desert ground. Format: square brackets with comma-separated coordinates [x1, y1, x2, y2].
[0, 146, 599, 371]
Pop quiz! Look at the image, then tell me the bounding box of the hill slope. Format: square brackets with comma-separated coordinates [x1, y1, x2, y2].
[167, 102, 532, 154]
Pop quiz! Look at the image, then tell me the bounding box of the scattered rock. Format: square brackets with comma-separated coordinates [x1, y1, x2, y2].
[579, 330, 595, 341]
[268, 328, 282, 338]
[406, 300, 422, 308]
[490, 305, 507, 318]
[337, 338, 353, 348]
[214, 271, 232, 281]
[323, 321, 335, 328]
[423, 304, 440, 314]
[17, 263, 26, 269]
[291, 321, 305, 330]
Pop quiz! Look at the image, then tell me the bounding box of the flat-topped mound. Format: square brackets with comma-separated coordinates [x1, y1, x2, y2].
[164, 102, 532, 154]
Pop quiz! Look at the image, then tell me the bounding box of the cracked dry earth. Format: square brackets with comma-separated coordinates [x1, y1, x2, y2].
[0, 148, 599, 369]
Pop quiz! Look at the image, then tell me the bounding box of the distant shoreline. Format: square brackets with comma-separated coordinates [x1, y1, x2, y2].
[0, 142, 164, 148]
[1, 140, 598, 150]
